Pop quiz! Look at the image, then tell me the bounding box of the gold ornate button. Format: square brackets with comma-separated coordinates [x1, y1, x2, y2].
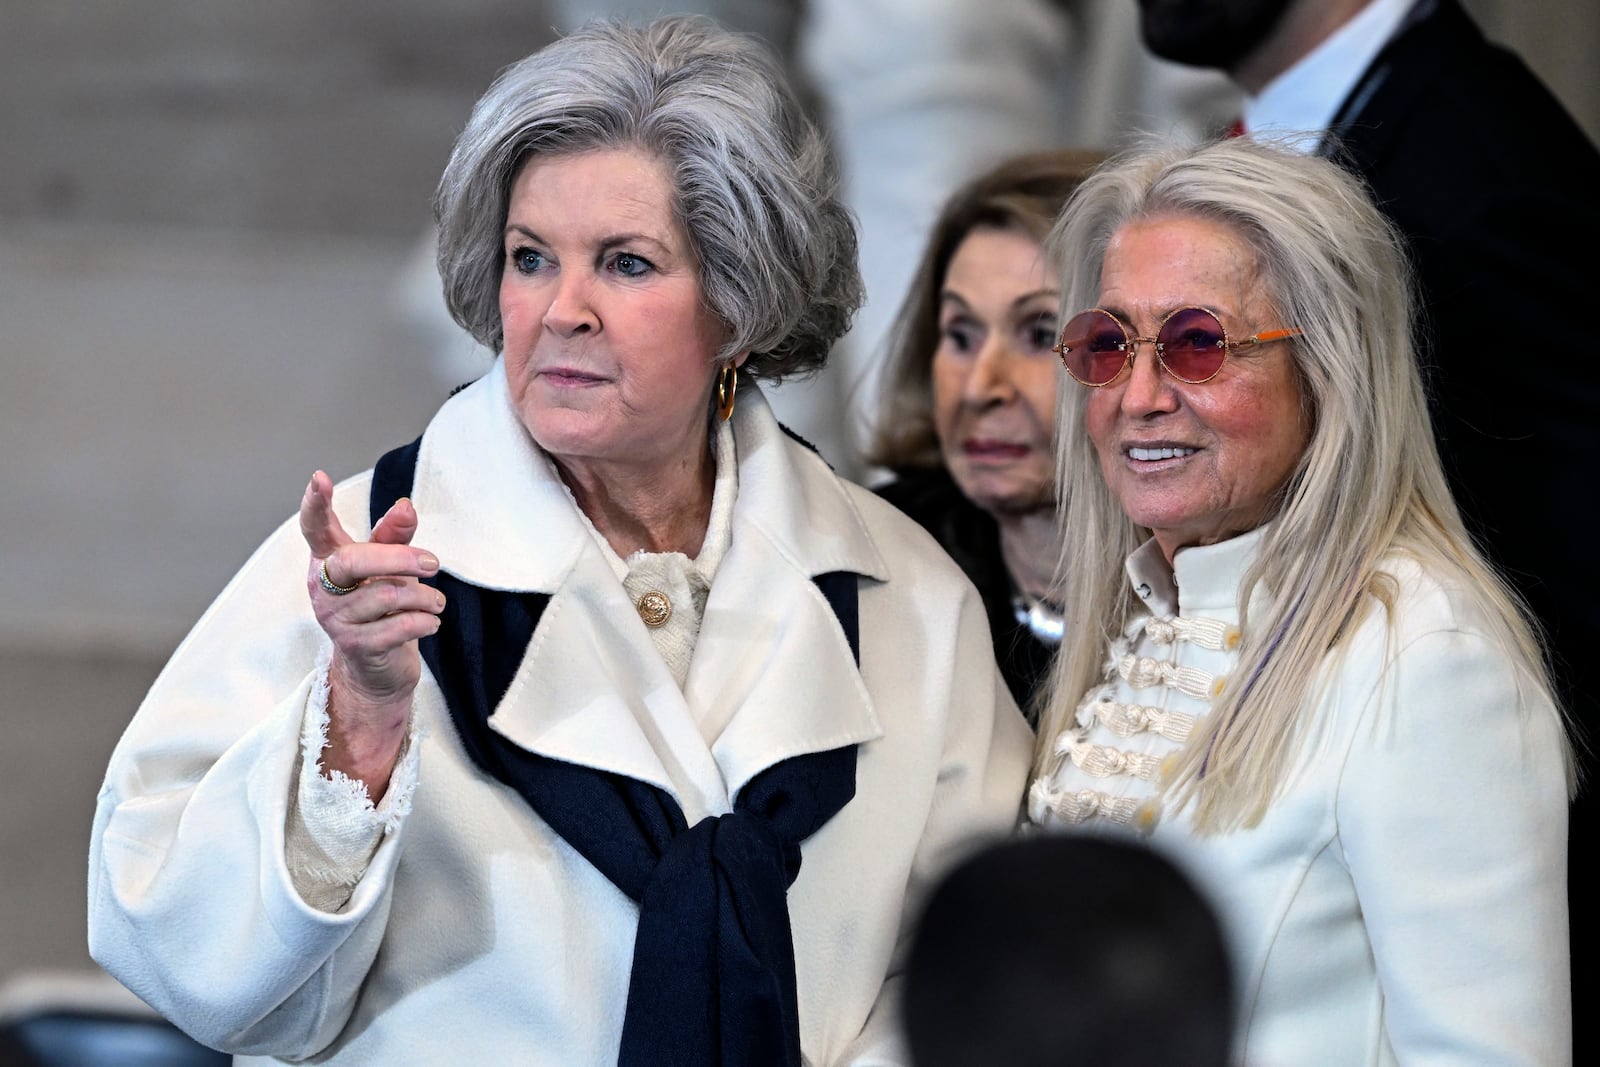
[636, 590, 672, 628]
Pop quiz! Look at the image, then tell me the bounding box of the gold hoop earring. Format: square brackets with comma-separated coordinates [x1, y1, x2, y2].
[716, 364, 738, 422]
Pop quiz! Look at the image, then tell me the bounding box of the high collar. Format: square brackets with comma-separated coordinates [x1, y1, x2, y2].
[1125, 525, 1271, 619]
[408, 360, 888, 820]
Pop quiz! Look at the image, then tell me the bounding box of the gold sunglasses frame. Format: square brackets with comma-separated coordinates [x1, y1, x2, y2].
[1052, 305, 1302, 387]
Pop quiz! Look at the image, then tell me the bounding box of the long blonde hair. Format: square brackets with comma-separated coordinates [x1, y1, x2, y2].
[1034, 138, 1573, 831]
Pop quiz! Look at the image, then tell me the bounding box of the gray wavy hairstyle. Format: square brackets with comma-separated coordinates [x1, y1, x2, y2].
[433, 15, 862, 378]
[1035, 137, 1571, 830]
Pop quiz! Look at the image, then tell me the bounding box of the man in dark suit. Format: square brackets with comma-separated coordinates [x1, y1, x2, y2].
[1137, 0, 1599, 1054]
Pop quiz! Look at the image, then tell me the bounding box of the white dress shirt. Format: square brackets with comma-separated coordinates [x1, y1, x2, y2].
[1244, 0, 1416, 152]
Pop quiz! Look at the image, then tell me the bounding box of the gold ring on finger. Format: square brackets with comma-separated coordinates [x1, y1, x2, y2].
[318, 558, 359, 596]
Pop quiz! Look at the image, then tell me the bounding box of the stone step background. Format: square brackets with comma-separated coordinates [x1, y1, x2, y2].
[0, 0, 557, 991]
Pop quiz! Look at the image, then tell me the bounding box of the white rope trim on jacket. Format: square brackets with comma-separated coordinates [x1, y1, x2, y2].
[1027, 780, 1160, 831]
[1057, 734, 1164, 781]
[1117, 652, 1226, 701]
[1092, 699, 1196, 743]
[1142, 614, 1240, 652]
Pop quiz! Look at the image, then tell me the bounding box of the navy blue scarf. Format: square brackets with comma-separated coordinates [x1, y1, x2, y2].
[371, 438, 860, 1066]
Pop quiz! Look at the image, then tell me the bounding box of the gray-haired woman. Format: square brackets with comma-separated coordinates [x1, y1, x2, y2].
[1027, 138, 1572, 1063]
[89, 18, 1029, 1066]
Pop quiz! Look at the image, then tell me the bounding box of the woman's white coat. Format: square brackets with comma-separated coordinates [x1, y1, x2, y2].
[89, 364, 1031, 1065]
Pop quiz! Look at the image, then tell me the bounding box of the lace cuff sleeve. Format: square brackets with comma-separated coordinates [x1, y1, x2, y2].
[285, 651, 423, 912]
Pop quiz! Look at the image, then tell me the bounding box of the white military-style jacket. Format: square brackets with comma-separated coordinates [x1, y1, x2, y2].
[1031, 529, 1571, 1065]
[90, 365, 1031, 1065]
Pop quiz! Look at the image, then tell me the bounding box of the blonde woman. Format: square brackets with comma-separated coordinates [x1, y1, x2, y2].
[1028, 138, 1572, 1063]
